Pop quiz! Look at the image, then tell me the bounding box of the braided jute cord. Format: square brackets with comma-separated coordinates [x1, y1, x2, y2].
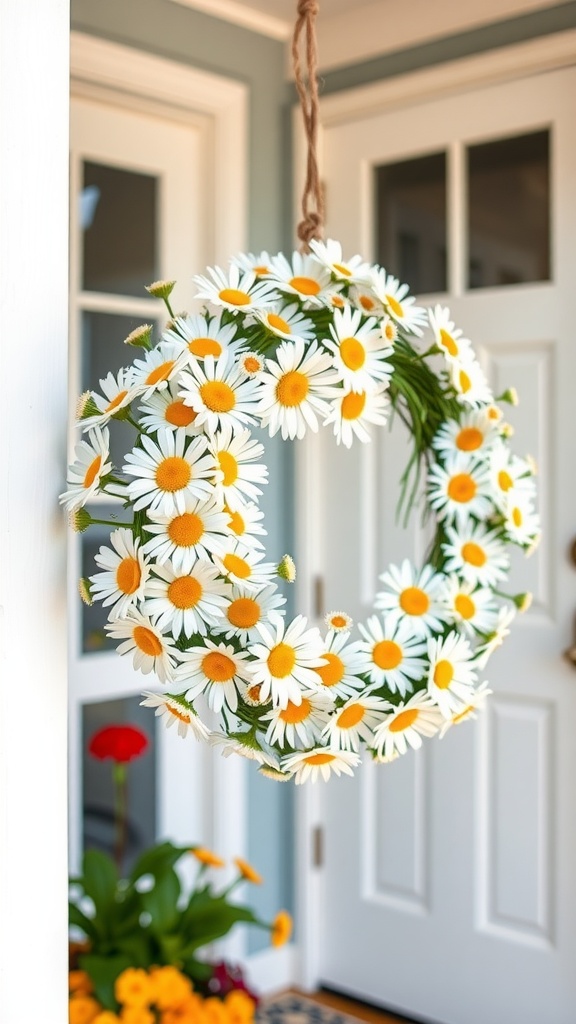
[292, 0, 324, 250]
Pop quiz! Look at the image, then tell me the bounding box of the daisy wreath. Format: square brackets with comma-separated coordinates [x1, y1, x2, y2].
[62, 241, 540, 783]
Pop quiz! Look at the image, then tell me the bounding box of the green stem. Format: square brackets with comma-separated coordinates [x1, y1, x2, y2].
[113, 762, 128, 878]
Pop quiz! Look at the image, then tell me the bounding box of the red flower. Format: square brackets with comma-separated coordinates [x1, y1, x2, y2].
[88, 724, 149, 763]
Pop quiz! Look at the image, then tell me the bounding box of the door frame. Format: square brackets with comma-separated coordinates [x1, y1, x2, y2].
[294, 28, 576, 991]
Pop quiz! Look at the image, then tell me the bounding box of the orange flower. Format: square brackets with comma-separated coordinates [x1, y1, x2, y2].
[150, 965, 193, 1011]
[233, 857, 262, 885]
[69, 970, 93, 996]
[160, 993, 203, 1023]
[115, 967, 153, 1008]
[120, 1008, 155, 1024]
[225, 989, 256, 1024]
[69, 994, 101, 1024]
[93, 1014, 121, 1024]
[271, 909, 292, 948]
[202, 997, 228, 1024]
[191, 846, 225, 868]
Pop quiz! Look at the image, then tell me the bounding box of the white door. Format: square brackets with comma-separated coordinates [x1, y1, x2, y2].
[298, 66, 576, 1023]
[68, 96, 212, 873]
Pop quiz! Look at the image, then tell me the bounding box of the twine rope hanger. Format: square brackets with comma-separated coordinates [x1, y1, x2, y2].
[292, 0, 324, 249]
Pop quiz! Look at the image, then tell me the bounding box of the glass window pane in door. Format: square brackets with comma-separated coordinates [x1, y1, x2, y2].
[82, 161, 158, 296]
[82, 697, 156, 873]
[467, 130, 550, 289]
[375, 152, 447, 294]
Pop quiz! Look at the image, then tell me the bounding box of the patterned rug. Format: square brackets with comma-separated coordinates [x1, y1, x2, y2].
[258, 993, 365, 1024]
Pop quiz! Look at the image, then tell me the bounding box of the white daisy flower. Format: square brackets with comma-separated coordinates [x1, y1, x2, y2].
[239, 679, 273, 708]
[450, 355, 493, 407]
[138, 380, 202, 436]
[209, 730, 280, 768]
[165, 312, 240, 362]
[356, 615, 427, 696]
[130, 339, 188, 400]
[503, 493, 540, 546]
[239, 352, 264, 377]
[268, 251, 332, 306]
[474, 604, 517, 668]
[320, 286, 347, 311]
[252, 303, 316, 342]
[223, 500, 267, 549]
[372, 691, 444, 759]
[442, 522, 509, 587]
[90, 528, 149, 619]
[428, 305, 472, 363]
[308, 238, 372, 284]
[262, 690, 334, 749]
[144, 559, 230, 638]
[427, 452, 493, 526]
[208, 423, 268, 509]
[213, 544, 277, 591]
[324, 610, 353, 633]
[324, 305, 393, 394]
[349, 284, 385, 318]
[142, 494, 231, 573]
[439, 681, 492, 738]
[489, 444, 536, 512]
[322, 694, 390, 752]
[375, 560, 448, 638]
[258, 337, 339, 441]
[175, 639, 254, 714]
[77, 368, 139, 431]
[439, 575, 499, 637]
[427, 631, 478, 718]
[178, 352, 262, 434]
[212, 584, 286, 645]
[123, 430, 214, 515]
[323, 385, 389, 447]
[311, 629, 367, 700]
[248, 612, 326, 709]
[231, 250, 274, 278]
[60, 426, 111, 510]
[105, 610, 178, 683]
[140, 690, 210, 741]
[194, 263, 276, 314]
[432, 411, 500, 459]
[281, 748, 360, 784]
[381, 316, 398, 345]
[370, 268, 427, 336]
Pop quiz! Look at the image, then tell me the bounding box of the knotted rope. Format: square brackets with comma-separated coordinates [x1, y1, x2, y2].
[292, 0, 324, 250]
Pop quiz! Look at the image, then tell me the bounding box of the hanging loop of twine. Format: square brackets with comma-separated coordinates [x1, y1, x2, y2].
[292, 0, 324, 250]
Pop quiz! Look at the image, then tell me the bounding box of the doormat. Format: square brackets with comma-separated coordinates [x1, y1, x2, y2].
[257, 993, 367, 1024]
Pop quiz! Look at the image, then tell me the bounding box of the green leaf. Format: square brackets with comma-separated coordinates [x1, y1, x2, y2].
[129, 841, 188, 883]
[78, 952, 131, 1011]
[180, 899, 260, 953]
[81, 849, 117, 923]
[69, 901, 98, 941]
[141, 866, 181, 933]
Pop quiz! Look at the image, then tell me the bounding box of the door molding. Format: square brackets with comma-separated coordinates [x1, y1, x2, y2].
[294, 31, 576, 992]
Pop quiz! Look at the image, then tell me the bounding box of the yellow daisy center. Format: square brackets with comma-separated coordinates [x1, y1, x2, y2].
[456, 427, 483, 451]
[219, 287, 251, 306]
[243, 356, 262, 373]
[433, 660, 454, 689]
[447, 473, 477, 503]
[315, 652, 344, 687]
[168, 575, 202, 609]
[218, 450, 238, 486]
[227, 597, 261, 629]
[339, 337, 366, 371]
[155, 456, 191, 492]
[165, 400, 197, 427]
[189, 337, 223, 358]
[223, 553, 251, 579]
[200, 380, 236, 413]
[280, 698, 311, 724]
[133, 625, 162, 657]
[439, 329, 459, 357]
[289, 275, 320, 296]
[145, 360, 175, 385]
[333, 262, 352, 277]
[459, 369, 472, 393]
[512, 506, 523, 527]
[454, 594, 475, 619]
[341, 391, 366, 420]
[168, 704, 191, 724]
[389, 708, 419, 733]
[360, 295, 375, 311]
[332, 295, 345, 308]
[253, 264, 269, 276]
[276, 370, 309, 407]
[168, 512, 204, 547]
[337, 703, 365, 729]
[202, 650, 236, 681]
[246, 683, 264, 703]
[268, 313, 291, 334]
[461, 541, 487, 567]
[385, 294, 403, 318]
[329, 614, 348, 629]
[116, 557, 141, 595]
[105, 389, 128, 413]
[304, 752, 335, 765]
[399, 587, 429, 616]
[267, 642, 296, 678]
[498, 469, 514, 491]
[83, 455, 102, 488]
[373, 639, 402, 669]
[226, 507, 245, 536]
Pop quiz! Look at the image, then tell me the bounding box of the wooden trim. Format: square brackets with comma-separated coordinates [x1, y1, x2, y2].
[167, 0, 290, 40]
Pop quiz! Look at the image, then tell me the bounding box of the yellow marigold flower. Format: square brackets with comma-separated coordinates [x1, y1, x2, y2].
[225, 989, 256, 1024]
[191, 846, 225, 868]
[115, 967, 154, 1008]
[149, 965, 193, 1011]
[160, 993, 203, 1024]
[69, 994, 101, 1024]
[94, 1014, 121, 1024]
[119, 1008, 155, 1024]
[271, 909, 293, 948]
[69, 970, 93, 995]
[202, 997, 229, 1024]
[234, 857, 262, 885]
